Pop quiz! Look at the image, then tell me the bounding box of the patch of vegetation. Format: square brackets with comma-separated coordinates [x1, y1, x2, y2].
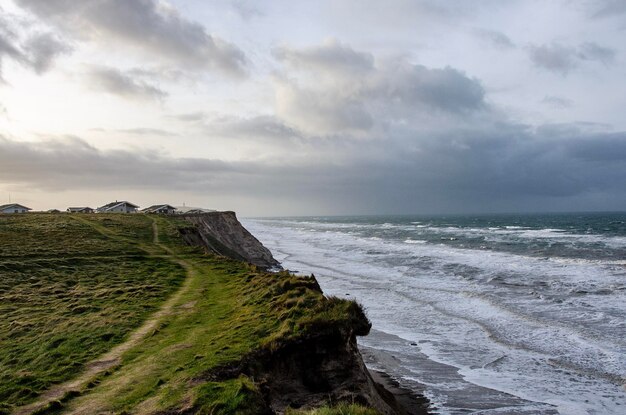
[0, 214, 186, 409]
[1, 213, 372, 414]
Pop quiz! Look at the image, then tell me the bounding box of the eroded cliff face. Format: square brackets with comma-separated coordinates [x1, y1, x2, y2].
[175, 212, 410, 414]
[202, 326, 403, 414]
[178, 211, 281, 270]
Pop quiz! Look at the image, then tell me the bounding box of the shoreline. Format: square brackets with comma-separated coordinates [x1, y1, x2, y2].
[369, 369, 431, 415]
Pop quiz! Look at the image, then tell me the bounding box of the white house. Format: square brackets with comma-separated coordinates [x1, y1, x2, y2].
[67, 207, 95, 213]
[0, 203, 32, 214]
[141, 204, 177, 214]
[97, 201, 139, 213]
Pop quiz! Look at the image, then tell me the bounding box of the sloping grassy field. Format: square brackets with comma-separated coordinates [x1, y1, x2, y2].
[0, 214, 371, 415]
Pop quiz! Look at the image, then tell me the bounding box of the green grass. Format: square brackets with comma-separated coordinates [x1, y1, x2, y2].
[0, 213, 374, 414]
[0, 214, 186, 411]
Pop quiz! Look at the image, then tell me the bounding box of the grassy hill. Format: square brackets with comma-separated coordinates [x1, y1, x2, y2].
[0, 213, 375, 415]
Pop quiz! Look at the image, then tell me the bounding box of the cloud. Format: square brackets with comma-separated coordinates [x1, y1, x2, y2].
[84, 66, 167, 101]
[0, 135, 250, 191]
[169, 112, 207, 123]
[275, 82, 375, 135]
[473, 28, 515, 49]
[0, 11, 69, 81]
[528, 43, 579, 75]
[91, 127, 178, 137]
[24, 32, 71, 74]
[202, 114, 302, 141]
[15, 0, 248, 77]
[231, 0, 264, 20]
[273, 41, 485, 136]
[3, 117, 625, 214]
[590, 0, 626, 18]
[578, 42, 616, 65]
[528, 42, 617, 75]
[118, 128, 178, 137]
[541, 95, 574, 108]
[273, 39, 375, 75]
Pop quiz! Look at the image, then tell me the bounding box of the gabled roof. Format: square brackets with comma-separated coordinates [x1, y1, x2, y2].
[175, 206, 216, 214]
[98, 201, 139, 211]
[0, 203, 32, 211]
[141, 204, 176, 212]
[67, 207, 94, 212]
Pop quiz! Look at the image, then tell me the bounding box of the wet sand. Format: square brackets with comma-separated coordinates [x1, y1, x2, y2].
[369, 369, 431, 414]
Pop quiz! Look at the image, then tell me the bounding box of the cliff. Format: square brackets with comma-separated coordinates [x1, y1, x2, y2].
[196, 285, 402, 414]
[175, 212, 413, 414]
[178, 211, 281, 270]
[3, 213, 418, 415]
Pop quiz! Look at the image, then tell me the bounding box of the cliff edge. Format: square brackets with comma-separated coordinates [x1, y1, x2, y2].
[175, 212, 420, 414]
[178, 211, 281, 270]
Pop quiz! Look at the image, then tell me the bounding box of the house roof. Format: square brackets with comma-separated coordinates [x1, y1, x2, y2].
[67, 207, 94, 212]
[0, 203, 32, 211]
[98, 201, 139, 210]
[175, 206, 216, 214]
[141, 204, 176, 212]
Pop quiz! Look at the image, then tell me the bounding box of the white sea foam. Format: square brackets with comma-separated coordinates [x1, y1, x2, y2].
[243, 218, 626, 415]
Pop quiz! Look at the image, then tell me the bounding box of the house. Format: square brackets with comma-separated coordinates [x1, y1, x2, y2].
[175, 206, 216, 214]
[0, 203, 32, 214]
[47, 209, 62, 213]
[185, 209, 207, 214]
[97, 201, 139, 213]
[141, 204, 177, 214]
[67, 207, 95, 214]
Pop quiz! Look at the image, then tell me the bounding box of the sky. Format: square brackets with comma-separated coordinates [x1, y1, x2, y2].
[0, 0, 625, 216]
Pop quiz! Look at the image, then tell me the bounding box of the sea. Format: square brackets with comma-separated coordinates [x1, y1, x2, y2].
[242, 212, 626, 415]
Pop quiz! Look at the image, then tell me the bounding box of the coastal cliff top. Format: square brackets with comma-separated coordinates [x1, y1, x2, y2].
[0, 213, 381, 415]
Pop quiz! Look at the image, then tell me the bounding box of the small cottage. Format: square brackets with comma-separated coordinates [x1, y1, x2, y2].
[97, 201, 139, 213]
[141, 204, 177, 214]
[67, 207, 95, 213]
[0, 204, 32, 214]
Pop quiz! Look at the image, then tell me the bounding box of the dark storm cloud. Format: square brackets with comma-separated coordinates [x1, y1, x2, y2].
[274, 42, 486, 135]
[528, 42, 617, 75]
[15, 0, 248, 77]
[84, 66, 167, 101]
[0, 135, 251, 191]
[2, 120, 625, 212]
[379, 63, 486, 113]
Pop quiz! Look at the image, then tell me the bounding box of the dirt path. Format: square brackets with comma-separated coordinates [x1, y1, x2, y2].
[152, 219, 160, 244]
[13, 217, 195, 415]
